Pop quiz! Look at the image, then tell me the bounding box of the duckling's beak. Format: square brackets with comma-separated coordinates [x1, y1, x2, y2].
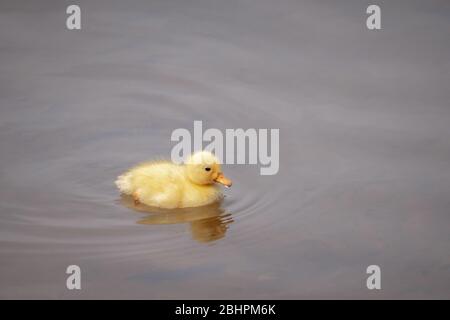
[214, 173, 232, 188]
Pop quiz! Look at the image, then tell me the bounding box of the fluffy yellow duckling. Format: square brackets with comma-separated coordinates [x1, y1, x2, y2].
[115, 151, 232, 209]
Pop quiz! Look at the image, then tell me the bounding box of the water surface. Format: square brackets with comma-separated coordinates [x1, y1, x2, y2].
[1, 0, 450, 299]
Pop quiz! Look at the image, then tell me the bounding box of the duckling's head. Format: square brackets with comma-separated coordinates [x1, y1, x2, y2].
[185, 151, 232, 187]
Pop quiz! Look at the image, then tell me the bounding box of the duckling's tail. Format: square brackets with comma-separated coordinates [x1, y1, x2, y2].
[115, 172, 133, 195]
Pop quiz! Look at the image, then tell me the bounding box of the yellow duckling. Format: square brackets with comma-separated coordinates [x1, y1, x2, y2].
[115, 151, 232, 209]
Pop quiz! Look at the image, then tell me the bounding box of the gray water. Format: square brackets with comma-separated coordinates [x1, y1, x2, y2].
[1, 0, 450, 299]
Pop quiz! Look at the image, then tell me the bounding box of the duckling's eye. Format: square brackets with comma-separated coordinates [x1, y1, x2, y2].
[205, 167, 211, 172]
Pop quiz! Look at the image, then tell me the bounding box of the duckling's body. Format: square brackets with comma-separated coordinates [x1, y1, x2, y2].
[115, 151, 231, 209]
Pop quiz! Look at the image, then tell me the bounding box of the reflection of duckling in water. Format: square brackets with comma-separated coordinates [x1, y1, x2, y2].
[189, 215, 232, 243]
[115, 151, 232, 209]
[120, 196, 233, 243]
